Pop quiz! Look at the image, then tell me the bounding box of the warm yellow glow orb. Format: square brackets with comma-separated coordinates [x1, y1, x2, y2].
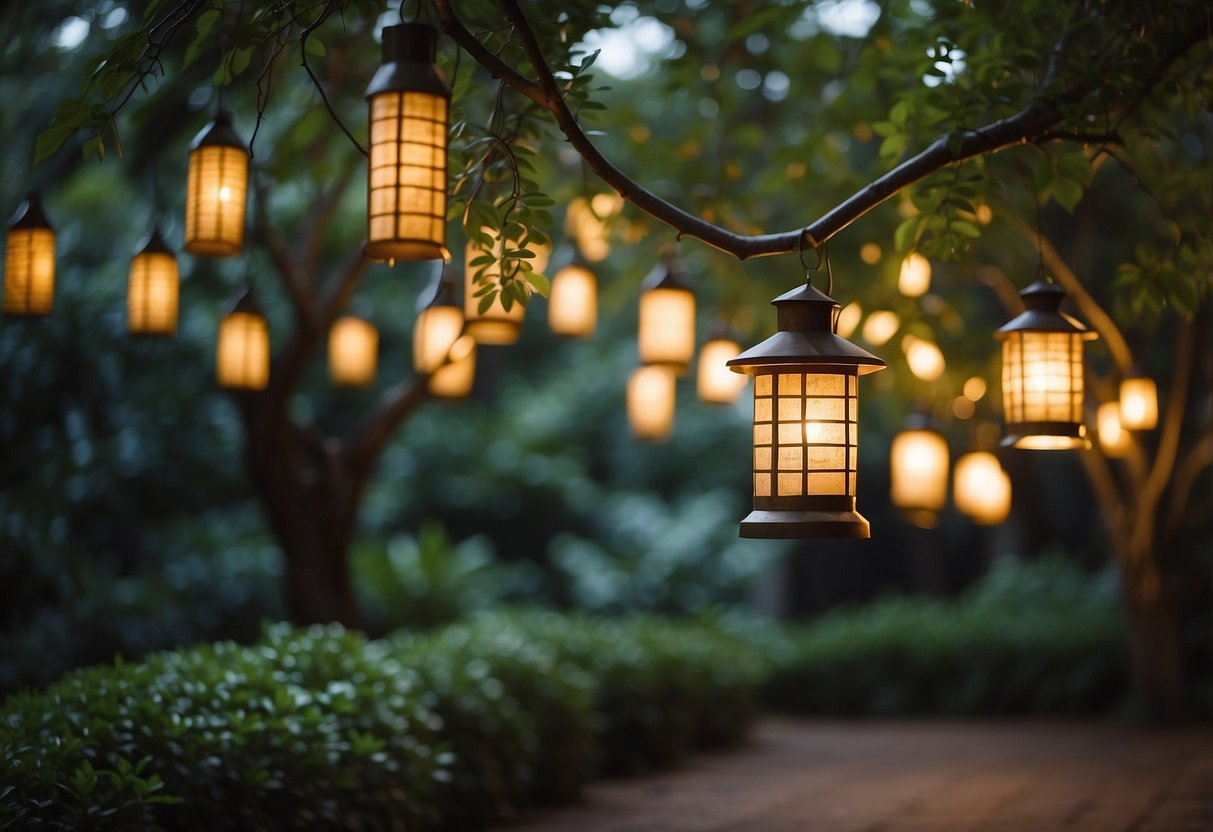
[548, 263, 597, 338]
[184, 111, 248, 258]
[963, 376, 987, 401]
[628, 365, 676, 441]
[429, 334, 476, 399]
[903, 335, 946, 381]
[1097, 401, 1131, 457]
[898, 252, 931, 297]
[861, 310, 899, 346]
[328, 316, 378, 388]
[3, 193, 55, 318]
[954, 451, 1011, 525]
[835, 302, 862, 339]
[891, 425, 949, 527]
[1119, 376, 1158, 431]
[697, 337, 747, 404]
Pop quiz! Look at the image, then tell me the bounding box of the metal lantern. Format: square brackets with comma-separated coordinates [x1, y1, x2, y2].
[465, 227, 524, 344]
[414, 269, 475, 399]
[890, 416, 950, 528]
[953, 451, 1012, 525]
[364, 23, 450, 263]
[727, 281, 886, 539]
[548, 262, 597, 338]
[1119, 373, 1158, 431]
[329, 315, 378, 388]
[127, 226, 179, 336]
[638, 260, 695, 375]
[1097, 401, 1131, 457]
[697, 333, 747, 404]
[628, 365, 676, 441]
[3, 192, 55, 318]
[898, 252, 931, 297]
[184, 111, 249, 257]
[216, 289, 269, 390]
[995, 279, 1096, 449]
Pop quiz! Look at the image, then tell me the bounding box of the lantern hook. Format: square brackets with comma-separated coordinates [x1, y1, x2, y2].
[800, 239, 833, 297]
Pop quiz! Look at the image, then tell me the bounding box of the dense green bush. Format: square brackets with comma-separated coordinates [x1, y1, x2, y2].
[0, 611, 763, 831]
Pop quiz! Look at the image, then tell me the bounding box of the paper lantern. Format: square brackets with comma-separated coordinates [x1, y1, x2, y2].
[329, 315, 378, 388]
[3, 192, 55, 317]
[639, 260, 695, 374]
[697, 336, 747, 404]
[890, 418, 950, 528]
[727, 281, 886, 539]
[995, 279, 1096, 449]
[364, 24, 450, 262]
[628, 365, 676, 441]
[184, 111, 248, 257]
[898, 252, 931, 297]
[1097, 401, 1131, 457]
[954, 451, 1011, 525]
[415, 269, 475, 399]
[548, 263, 597, 338]
[430, 334, 476, 399]
[465, 227, 525, 344]
[1119, 374, 1158, 431]
[127, 226, 179, 337]
[216, 290, 269, 390]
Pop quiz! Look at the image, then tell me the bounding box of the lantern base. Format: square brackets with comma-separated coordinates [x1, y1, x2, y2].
[184, 239, 242, 258]
[465, 320, 522, 345]
[1001, 422, 1090, 450]
[363, 240, 448, 262]
[739, 508, 870, 540]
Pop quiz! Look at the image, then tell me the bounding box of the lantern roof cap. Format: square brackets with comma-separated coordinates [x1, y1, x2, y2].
[135, 224, 173, 256]
[901, 412, 943, 433]
[641, 259, 690, 292]
[366, 23, 450, 99]
[418, 267, 461, 312]
[228, 286, 264, 316]
[8, 191, 52, 231]
[728, 280, 886, 374]
[191, 109, 247, 151]
[995, 278, 1097, 339]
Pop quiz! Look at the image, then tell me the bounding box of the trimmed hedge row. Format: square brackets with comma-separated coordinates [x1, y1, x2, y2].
[0, 610, 765, 832]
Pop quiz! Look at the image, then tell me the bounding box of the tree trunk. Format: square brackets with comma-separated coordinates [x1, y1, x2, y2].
[1125, 595, 1185, 720]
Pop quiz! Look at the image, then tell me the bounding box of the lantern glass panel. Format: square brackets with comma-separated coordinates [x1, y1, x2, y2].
[1000, 329, 1087, 448]
[954, 451, 1011, 525]
[185, 145, 248, 257]
[217, 311, 269, 390]
[329, 317, 378, 388]
[1119, 377, 1158, 430]
[128, 252, 179, 336]
[628, 365, 676, 441]
[548, 264, 597, 337]
[3, 227, 55, 316]
[639, 287, 695, 372]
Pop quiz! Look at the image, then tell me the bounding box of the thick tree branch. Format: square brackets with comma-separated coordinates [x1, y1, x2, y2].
[1165, 432, 1213, 536]
[347, 376, 429, 476]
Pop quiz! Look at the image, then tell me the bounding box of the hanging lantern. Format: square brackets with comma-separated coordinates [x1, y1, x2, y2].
[954, 451, 1012, 525]
[127, 226, 179, 337]
[697, 333, 747, 404]
[3, 192, 55, 318]
[995, 279, 1096, 449]
[329, 315, 378, 388]
[898, 252, 931, 297]
[216, 289, 270, 390]
[639, 260, 695, 374]
[364, 23, 450, 262]
[548, 262, 597, 338]
[727, 281, 886, 539]
[1119, 373, 1158, 431]
[1097, 401, 1131, 457]
[890, 417, 950, 529]
[184, 111, 249, 257]
[628, 365, 676, 441]
[415, 269, 475, 399]
[465, 227, 525, 344]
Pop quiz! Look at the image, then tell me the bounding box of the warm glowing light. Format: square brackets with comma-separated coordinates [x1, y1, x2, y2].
[548, 263, 597, 338]
[859, 243, 882, 265]
[697, 338, 747, 404]
[898, 252, 931, 297]
[565, 196, 622, 262]
[328, 316, 378, 388]
[891, 426, 949, 527]
[954, 451, 1011, 525]
[364, 24, 450, 262]
[184, 111, 248, 258]
[628, 365, 676, 441]
[861, 310, 899, 346]
[835, 302, 862, 339]
[1097, 401, 1131, 457]
[639, 262, 696, 374]
[127, 228, 178, 336]
[429, 334, 476, 399]
[963, 376, 987, 401]
[3, 193, 55, 318]
[903, 335, 946, 381]
[953, 396, 975, 420]
[1119, 376, 1158, 431]
[414, 269, 475, 400]
[216, 302, 269, 391]
[465, 226, 525, 344]
[976, 203, 994, 225]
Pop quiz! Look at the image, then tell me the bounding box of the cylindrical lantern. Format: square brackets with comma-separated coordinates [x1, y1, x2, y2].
[548, 262, 597, 338]
[465, 227, 525, 344]
[995, 279, 1096, 449]
[1119, 374, 1158, 431]
[127, 226, 179, 336]
[890, 417, 950, 529]
[415, 269, 475, 399]
[898, 252, 931, 297]
[364, 24, 450, 263]
[1097, 401, 1131, 457]
[628, 365, 676, 441]
[329, 315, 378, 388]
[639, 260, 695, 375]
[216, 290, 270, 390]
[184, 111, 248, 257]
[3, 192, 55, 318]
[727, 281, 886, 539]
[697, 335, 747, 404]
[954, 451, 1012, 525]
[430, 335, 476, 399]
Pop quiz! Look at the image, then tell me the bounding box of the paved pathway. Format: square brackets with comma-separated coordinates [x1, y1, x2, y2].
[500, 720, 1213, 832]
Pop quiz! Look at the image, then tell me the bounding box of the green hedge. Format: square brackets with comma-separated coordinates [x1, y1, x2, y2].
[0, 610, 763, 831]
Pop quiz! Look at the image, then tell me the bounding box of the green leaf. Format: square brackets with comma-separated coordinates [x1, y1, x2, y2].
[949, 220, 981, 239]
[305, 37, 325, 57]
[1049, 178, 1084, 213]
[525, 271, 550, 298]
[34, 125, 73, 165]
[478, 293, 497, 315]
[893, 217, 920, 253]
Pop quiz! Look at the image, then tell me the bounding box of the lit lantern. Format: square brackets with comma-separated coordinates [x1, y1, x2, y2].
[954, 451, 1012, 525]
[430, 334, 476, 399]
[216, 290, 270, 390]
[638, 260, 695, 375]
[127, 226, 179, 336]
[465, 227, 525, 344]
[697, 333, 747, 404]
[902, 334, 946, 381]
[548, 262, 597, 338]
[861, 310, 899, 346]
[364, 23, 450, 262]
[1097, 401, 1131, 457]
[628, 365, 676, 441]
[995, 279, 1096, 449]
[184, 111, 248, 257]
[1119, 374, 1158, 431]
[898, 252, 931, 297]
[328, 315, 378, 388]
[3, 192, 55, 317]
[414, 269, 475, 399]
[890, 418, 950, 529]
[727, 281, 886, 539]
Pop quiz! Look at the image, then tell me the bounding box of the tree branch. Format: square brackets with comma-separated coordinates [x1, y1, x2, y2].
[1165, 432, 1213, 536]
[347, 375, 429, 476]
[252, 173, 313, 327]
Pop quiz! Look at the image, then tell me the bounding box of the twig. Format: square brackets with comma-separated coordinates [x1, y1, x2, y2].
[297, 0, 368, 157]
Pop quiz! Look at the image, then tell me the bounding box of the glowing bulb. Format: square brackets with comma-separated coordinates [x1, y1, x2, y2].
[1097, 402, 1131, 457]
[954, 451, 1011, 525]
[218, 186, 232, 202]
[903, 335, 946, 381]
[1119, 377, 1158, 430]
[898, 252, 931, 297]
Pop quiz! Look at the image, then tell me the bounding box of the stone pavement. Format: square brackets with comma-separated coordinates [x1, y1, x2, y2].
[499, 719, 1213, 832]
